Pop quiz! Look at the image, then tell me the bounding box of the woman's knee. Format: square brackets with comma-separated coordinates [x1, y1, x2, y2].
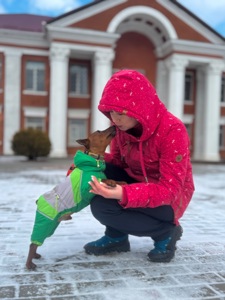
[90, 196, 120, 220]
[90, 196, 103, 214]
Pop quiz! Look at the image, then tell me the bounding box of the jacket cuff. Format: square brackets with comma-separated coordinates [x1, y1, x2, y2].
[118, 187, 128, 207]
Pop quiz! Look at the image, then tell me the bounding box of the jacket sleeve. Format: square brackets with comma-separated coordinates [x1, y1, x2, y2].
[119, 123, 193, 208]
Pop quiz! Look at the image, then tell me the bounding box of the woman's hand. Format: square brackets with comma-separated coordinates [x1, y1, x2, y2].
[89, 176, 123, 201]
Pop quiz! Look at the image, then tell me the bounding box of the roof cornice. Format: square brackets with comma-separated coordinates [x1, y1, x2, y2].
[157, 0, 225, 44]
[46, 25, 120, 46]
[0, 29, 48, 48]
[155, 39, 225, 59]
[46, 0, 126, 28]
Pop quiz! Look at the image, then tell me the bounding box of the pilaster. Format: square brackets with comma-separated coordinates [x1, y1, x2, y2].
[3, 49, 22, 155]
[195, 61, 225, 161]
[91, 50, 114, 132]
[156, 60, 168, 105]
[165, 55, 188, 119]
[49, 46, 70, 157]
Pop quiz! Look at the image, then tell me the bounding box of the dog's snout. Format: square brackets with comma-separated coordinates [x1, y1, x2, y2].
[108, 125, 116, 137]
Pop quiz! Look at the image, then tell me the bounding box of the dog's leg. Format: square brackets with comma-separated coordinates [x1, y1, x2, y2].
[26, 243, 41, 270]
[58, 213, 73, 222]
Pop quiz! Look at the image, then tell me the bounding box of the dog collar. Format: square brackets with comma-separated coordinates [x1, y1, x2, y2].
[84, 151, 104, 161]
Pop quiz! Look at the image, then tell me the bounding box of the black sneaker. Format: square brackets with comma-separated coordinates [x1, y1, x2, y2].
[84, 235, 130, 255]
[148, 225, 183, 263]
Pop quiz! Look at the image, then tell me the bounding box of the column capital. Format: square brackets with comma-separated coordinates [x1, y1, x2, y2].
[165, 55, 189, 70]
[4, 48, 22, 58]
[50, 46, 70, 61]
[205, 60, 225, 75]
[93, 50, 115, 65]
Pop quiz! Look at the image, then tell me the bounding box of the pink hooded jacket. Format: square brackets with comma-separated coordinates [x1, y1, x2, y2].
[98, 70, 195, 225]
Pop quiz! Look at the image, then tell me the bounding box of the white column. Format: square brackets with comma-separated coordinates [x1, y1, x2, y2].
[156, 60, 168, 106]
[196, 61, 224, 161]
[49, 46, 70, 157]
[91, 50, 114, 132]
[193, 66, 205, 160]
[165, 55, 188, 119]
[3, 50, 22, 155]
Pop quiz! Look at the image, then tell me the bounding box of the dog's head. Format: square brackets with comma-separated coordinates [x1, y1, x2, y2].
[76, 126, 116, 156]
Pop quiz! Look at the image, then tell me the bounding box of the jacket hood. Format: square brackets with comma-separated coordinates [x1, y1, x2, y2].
[98, 69, 167, 141]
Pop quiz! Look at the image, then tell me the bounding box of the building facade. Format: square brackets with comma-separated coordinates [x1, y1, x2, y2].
[0, 0, 225, 161]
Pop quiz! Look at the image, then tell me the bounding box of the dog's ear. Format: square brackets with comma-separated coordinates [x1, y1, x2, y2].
[76, 138, 90, 149]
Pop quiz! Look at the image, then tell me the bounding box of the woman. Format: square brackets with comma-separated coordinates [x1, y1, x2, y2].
[85, 69, 195, 262]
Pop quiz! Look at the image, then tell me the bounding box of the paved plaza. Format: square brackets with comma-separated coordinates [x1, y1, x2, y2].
[0, 156, 225, 300]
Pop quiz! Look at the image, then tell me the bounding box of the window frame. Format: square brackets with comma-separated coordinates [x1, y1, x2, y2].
[219, 124, 225, 149]
[68, 118, 88, 147]
[221, 75, 225, 106]
[0, 57, 2, 93]
[25, 116, 45, 131]
[68, 63, 89, 97]
[24, 60, 47, 95]
[184, 71, 194, 104]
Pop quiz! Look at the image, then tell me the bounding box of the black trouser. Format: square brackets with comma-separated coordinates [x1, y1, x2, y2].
[90, 163, 175, 241]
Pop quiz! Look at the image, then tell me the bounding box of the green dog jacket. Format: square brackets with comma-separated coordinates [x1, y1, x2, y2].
[31, 150, 107, 246]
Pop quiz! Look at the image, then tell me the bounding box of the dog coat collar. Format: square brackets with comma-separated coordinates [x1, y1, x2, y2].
[74, 150, 106, 171]
[84, 150, 104, 161]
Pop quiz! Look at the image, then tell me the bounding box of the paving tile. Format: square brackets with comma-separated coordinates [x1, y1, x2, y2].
[1, 160, 225, 299]
[19, 283, 74, 298]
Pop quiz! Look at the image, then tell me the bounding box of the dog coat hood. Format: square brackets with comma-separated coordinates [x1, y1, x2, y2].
[98, 69, 167, 142]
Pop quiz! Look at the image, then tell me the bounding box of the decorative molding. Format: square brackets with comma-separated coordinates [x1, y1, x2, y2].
[46, 25, 119, 47]
[165, 54, 189, 70]
[46, 0, 126, 28]
[3, 48, 23, 57]
[155, 39, 225, 59]
[94, 50, 115, 64]
[107, 5, 177, 41]
[0, 29, 48, 48]
[205, 61, 225, 75]
[50, 46, 70, 61]
[0, 45, 49, 56]
[157, 0, 224, 44]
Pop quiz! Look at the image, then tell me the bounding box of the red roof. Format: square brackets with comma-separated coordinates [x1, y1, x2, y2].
[0, 14, 52, 32]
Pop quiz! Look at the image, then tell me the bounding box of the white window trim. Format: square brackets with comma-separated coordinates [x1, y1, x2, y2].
[182, 114, 194, 124]
[68, 109, 90, 119]
[68, 109, 90, 147]
[23, 106, 47, 117]
[68, 93, 90, 98]
[22, 90, 48, 96]
[219, 117, 225, 125]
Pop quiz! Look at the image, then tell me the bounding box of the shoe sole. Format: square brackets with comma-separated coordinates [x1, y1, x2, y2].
[84, 240, 130, 256]
[148, 226, 183, 263]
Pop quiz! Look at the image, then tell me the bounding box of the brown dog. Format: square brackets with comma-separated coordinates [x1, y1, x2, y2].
[26, 126, 126, 270]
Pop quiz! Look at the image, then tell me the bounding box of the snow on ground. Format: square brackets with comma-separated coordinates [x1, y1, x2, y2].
[0, 157, 225, 299]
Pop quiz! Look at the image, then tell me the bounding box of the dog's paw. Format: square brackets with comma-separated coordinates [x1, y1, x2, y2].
[101, 179, 117, 187]
[58, 214, 73, 222]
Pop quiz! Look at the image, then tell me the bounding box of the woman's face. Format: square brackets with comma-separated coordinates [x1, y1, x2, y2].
[109, 111, 139, 131]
